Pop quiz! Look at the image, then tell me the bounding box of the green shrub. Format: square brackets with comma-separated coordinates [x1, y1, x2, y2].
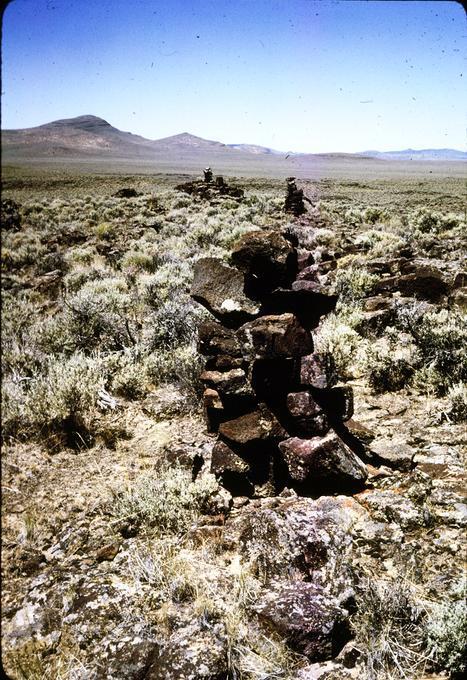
[314, 312, 368, 380]
[445, 383, 467, 423]
[365, 331, 420, 393]
[412, 310, 467, 395]
[334, 266, 378, 303]
[110, 465, 219, 536]
[3, 353, 105, 443]
[427, 598, 467, 677]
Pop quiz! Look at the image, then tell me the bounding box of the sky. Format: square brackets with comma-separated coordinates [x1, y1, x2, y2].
[1, 0, 466, 153]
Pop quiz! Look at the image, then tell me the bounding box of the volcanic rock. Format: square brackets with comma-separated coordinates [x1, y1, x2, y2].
[300, 354, 337, 390]
[219, 405, 286, 446]
[198, 320, 242, 357]
[237, 313, 313, 360]
[254, 581, 350, 660]
[191, 258, 259, 326]
[287, 392, 323, 418]
[279, 433, 367, 492]
[230, 229, 297, 291]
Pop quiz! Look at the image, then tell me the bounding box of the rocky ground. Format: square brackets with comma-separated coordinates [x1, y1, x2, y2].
[1, 171, 466, 679]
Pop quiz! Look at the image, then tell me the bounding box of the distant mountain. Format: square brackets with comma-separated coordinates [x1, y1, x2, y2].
[357, 148, 467, 161]
[2, 116, 465, 176]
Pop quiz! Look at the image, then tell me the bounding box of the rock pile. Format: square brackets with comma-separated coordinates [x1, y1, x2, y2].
[1, 199, 22, 231]
[284, 177, 312, 216]
[191, 228, 369, 498]
[177, 170, 244, 201]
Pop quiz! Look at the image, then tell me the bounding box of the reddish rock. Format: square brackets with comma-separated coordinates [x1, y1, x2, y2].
[297, 261, 336, 281]
[279, 433, 367, 490]
[210, 441, 254, 496]
[237, 313, 313, 359]
[292, 279, 331, 296]
[203, 388, 223, 410]
[300, 354, 337, 389]
[254, 581, 350, 660]
[219, 405, 286, 445]
[287, 392, 323, 418]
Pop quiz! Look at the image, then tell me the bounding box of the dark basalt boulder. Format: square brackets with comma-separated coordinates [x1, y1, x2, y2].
[230, 230, 297, 293]
[299, 353, 337, 390]
[375, 261, 449, 302]
[260, 287, 337, 328]
[113, 187, 141, 198]
[287, 391, 323, 418]
[254, 581, 351, 660]
[198, 320, 243, 357]
[191, 258, 259, 327]
[1, 199, 22, 231]
[279, 433, 367, 493]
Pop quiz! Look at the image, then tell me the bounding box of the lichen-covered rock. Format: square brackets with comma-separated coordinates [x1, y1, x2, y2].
[146, 621, 228, 679]
[191, 258, 259, 326]
[287, 392, 323, 418]
[200, 368, 254, 402]
[356, 489, 427, 530]
[237, 313, 313, 360]
[299, 354, 337, 390]
[370, 439, 416, 471]
[254, 581, 351, 660]
[279, 434, 367, 492]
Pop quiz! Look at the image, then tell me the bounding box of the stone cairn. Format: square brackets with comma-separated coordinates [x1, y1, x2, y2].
[284, 177, 312, 216]
[191, 228, 369, 498]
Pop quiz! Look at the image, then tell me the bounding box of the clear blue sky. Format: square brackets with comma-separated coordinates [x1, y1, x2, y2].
[2, 0, 466, 152]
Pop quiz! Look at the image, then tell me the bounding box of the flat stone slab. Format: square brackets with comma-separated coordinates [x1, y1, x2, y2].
[219, 405, 286, 445]
[191, 258, 259, 326]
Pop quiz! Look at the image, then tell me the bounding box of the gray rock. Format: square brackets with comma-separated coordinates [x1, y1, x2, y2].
[146, 621, 228, 679]
[370, 440, 416, 471]
[237, 313, 313, 360]
[191, 258, 259, 326]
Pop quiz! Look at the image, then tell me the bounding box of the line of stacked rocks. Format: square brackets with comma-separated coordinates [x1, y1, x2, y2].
[190, 229, 368, 498]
